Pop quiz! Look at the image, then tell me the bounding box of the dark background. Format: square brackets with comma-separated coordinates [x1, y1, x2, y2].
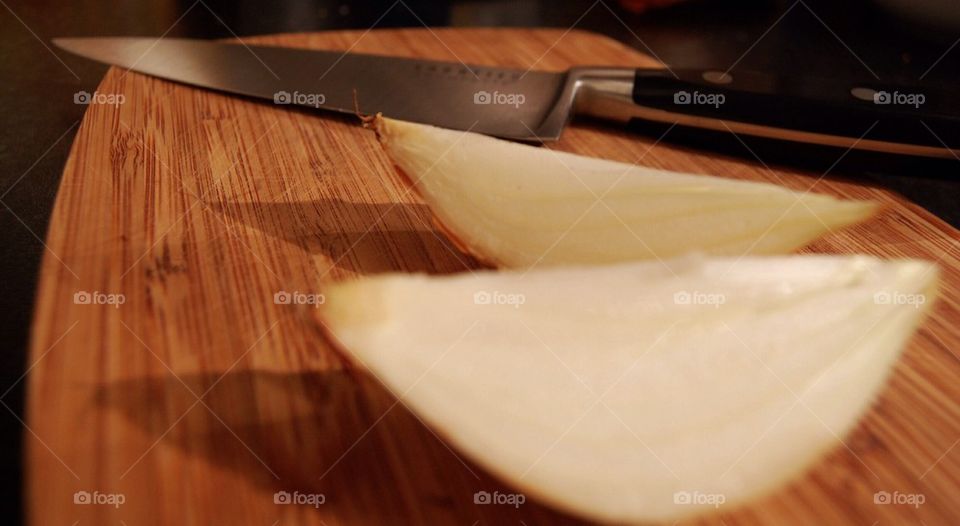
[2, 0, 959, 521]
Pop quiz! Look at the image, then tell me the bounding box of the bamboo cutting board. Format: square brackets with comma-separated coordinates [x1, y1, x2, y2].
[26, 29, 960, 525]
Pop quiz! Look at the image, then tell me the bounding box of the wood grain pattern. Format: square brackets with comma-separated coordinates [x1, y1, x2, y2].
[26, 29, 960, 525]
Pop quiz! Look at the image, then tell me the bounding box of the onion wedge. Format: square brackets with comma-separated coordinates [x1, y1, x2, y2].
[320, 255, 937, 522]
[374, 117, 879, 267]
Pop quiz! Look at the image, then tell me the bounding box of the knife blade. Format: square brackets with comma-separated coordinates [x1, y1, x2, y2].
[53, 37, 568, 140]
[54, 37, 960, 157]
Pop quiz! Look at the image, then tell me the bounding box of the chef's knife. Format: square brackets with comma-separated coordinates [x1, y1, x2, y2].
[54, 37, 960, 158]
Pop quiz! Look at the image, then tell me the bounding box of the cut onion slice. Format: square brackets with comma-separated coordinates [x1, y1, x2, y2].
[374, 117, 879, 267]
[320, 255, 936, 522]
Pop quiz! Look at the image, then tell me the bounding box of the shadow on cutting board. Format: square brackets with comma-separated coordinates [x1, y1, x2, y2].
[212, 199, 482, 276]
[96, 368, 589, 525]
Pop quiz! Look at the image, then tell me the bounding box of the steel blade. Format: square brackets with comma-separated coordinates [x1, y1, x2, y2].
[54, 37, 568, 139]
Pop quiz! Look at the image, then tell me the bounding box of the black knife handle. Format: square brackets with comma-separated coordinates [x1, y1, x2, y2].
[628, 68, 960, 157]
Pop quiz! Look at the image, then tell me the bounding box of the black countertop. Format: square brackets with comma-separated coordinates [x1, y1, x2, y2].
[2, 0, 958, 521]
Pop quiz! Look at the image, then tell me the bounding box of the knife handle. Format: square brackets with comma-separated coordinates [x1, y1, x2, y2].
[573, 67, 960, 158]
